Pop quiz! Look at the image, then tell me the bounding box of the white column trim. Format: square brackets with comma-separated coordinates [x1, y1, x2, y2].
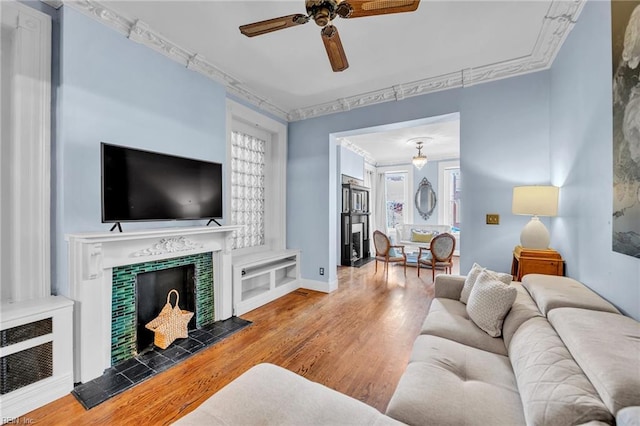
[0, 1, 51, 302]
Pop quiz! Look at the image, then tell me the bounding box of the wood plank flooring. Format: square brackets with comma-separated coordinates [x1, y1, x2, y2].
[24, 259, 458, 425]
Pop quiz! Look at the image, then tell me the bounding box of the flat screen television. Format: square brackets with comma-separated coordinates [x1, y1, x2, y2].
[101, 143, 223, 223]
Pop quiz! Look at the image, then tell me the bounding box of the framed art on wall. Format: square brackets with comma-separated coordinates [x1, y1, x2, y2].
[612, 0, 640, 258]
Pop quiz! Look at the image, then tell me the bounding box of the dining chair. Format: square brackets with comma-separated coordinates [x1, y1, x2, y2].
[417, 233, 456, 280]
[373, 230, 407, 277]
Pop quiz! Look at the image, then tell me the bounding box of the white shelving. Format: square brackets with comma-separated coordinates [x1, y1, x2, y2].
[232, 250, 300, 316]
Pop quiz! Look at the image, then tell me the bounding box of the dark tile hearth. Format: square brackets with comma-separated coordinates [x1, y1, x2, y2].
[72, 317, 252, 410]
[352, 257, 375, 268]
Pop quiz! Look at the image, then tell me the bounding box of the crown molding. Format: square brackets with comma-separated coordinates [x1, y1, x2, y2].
[339, 139, 377, 165]
[59, 0, 289, 121]
[53, 0, 584, 123]
[289, 0, 585, 121]
[41, 0, 63, 9]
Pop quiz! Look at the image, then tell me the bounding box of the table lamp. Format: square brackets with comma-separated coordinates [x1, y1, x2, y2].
[512, 186, 559, 249]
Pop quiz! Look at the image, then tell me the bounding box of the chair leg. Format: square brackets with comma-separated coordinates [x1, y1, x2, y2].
[404, 261, 406, 276]
[417, 262, 421, 277]
[432, 261, 436, 281]
[375, 259, 378, 273]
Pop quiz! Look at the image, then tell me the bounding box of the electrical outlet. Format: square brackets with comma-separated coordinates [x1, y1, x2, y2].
[319, 267, 325, 275]
[486, 214, 500, 225]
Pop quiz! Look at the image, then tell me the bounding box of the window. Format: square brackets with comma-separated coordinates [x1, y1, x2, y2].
[441, 165, 461, 230]
[438, 160, 461, 255]
[230, 131, 266, 249]
[385, 172, 408, 229]
[226, 100, 287, 255]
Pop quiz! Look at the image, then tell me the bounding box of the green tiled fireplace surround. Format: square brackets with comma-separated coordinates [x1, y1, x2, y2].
[111, 253, 214, 365]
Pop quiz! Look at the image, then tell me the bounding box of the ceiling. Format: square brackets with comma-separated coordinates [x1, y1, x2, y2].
[339, 113, 460, 166]
[63, 1, 584, 121]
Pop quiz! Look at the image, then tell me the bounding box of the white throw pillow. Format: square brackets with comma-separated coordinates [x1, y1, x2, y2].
[460, 263, 484, 304]
[460, 264, 512, 304]
[466, 271, 517, 337]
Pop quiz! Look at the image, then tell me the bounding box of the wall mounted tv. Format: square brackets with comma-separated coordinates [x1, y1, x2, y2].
[101, 143, 223, 223]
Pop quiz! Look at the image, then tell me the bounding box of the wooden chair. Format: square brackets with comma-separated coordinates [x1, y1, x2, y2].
[373, 230, 407, 276]
[417, 233, 456, 280]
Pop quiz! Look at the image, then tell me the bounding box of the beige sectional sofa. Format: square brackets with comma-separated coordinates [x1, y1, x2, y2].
[175, 274, 640, 426]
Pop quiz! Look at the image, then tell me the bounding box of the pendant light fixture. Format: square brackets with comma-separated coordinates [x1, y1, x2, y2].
[412, 141, 428, 170]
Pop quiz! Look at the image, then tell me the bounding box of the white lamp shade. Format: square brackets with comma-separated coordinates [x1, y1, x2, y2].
[512, 186, 559, 216]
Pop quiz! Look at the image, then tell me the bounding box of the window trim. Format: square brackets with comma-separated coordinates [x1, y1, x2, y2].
[226, 100, 287, 256]
[438, 160, 460, 227]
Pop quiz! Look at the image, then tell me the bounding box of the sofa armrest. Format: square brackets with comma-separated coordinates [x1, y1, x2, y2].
[174, 364, 402, 425]
[434, 275, 466, 299]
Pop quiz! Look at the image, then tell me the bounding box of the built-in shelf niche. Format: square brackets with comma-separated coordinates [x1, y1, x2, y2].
[232, 250, 300, 316]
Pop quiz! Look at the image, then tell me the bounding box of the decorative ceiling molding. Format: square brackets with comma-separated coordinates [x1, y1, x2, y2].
[60, 0, 289, 121]
[53, 0, 584, 123]
[339, 139, 377, 166]
[288, 0, 585, 121]
[41, 0, 63, 9]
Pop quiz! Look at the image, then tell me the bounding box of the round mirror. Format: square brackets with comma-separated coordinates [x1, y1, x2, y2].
[415, 177, 437, 220]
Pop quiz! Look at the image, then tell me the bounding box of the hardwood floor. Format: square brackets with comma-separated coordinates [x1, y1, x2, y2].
[24, 259, 459, 425]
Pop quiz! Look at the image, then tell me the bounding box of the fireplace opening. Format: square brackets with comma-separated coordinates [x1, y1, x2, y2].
[351, 222, 364, 263]
[136, 265, 196, 353]
[352, 231, 362, 262]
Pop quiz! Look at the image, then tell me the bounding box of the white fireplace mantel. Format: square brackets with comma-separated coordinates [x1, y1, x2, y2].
[64, 225, 240, 383]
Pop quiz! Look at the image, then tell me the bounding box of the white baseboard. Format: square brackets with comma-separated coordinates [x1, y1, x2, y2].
[300, 278, 338, 293]
[0, 373, 73, 420]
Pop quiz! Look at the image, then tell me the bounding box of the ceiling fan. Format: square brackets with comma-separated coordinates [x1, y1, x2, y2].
[239, 0, 421, 72]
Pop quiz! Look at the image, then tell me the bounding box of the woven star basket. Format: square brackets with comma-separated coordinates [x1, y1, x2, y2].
[145, 289, 194, 350]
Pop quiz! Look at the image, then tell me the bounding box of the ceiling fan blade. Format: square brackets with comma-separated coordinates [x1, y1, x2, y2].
[321, 25, 349, 72]
[338, 0, 420, 19]
[239, 14, 309, 37]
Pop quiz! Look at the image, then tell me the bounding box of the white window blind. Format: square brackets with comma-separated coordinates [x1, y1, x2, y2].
[231, 131, 266, 249]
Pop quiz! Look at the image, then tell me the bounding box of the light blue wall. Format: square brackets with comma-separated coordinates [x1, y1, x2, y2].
[288, 72, 550, 283]
[53, 7, 227, 295]
[339, 146, 365, 181]
[549, 0, 639, 319]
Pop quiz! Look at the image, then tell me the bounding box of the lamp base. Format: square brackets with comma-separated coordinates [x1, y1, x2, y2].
[520, 216, 550, 249]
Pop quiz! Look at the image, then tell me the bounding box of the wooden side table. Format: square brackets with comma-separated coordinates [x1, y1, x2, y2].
[511, 245, 564, 281]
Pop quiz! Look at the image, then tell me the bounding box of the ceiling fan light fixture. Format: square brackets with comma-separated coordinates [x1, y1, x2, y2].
[239, 0, 421, 72]
[412, 141, 428, 170]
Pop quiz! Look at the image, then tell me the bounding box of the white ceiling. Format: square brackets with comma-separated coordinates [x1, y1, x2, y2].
[340, 113, 460, 165]
[66, 1, 584, 120]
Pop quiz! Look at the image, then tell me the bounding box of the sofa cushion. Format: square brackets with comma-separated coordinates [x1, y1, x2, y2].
[421, 298, 507, 355]
[521, 274, 620, 316]
[460, 264, 512, 304]
[549, 308, 640, 414]
[386, 335, 525, 426]
[466, 271, 517, 337]
[502, 282, 544, 350]
[616, 407, 640, 426]
[509, 317, 614, 425]
[174, 364, 402, 426]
